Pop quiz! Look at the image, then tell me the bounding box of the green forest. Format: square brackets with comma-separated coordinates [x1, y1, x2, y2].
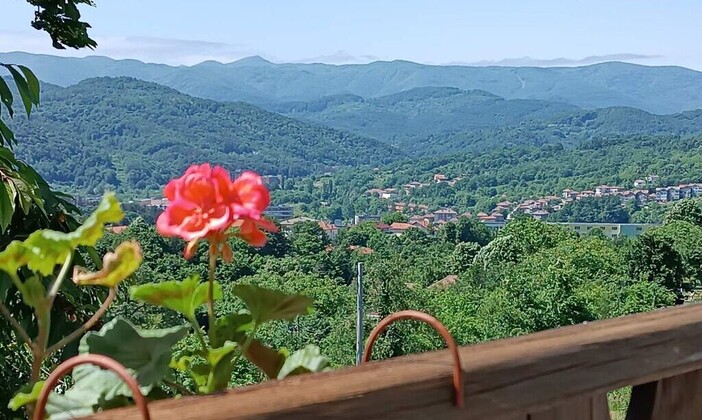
[9, 77, 400, 194]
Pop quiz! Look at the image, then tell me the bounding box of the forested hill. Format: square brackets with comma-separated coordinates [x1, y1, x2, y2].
[270, 88, 702, 149]
[9, 77, 402, 194]
[269, 87, 579, 146]
[3, 52, 702, 113]
[423, 106, 702, 155]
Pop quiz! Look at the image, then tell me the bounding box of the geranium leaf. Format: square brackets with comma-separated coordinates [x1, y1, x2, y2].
[79, 318, 188, 387]
[0, 192, 123, 276]
[73, 241, 142, 288]
[232, 284, 313, 324]
[204, 342, 237, 393]
[45, 364, 137, 419]
[245, 340, 287, 379]
[211, 313, 284, 378]
[277, 345, 331, 380]
[129, 275, 222, 320]
[21, 276, 46, 309]
[211, 313, 253, 347]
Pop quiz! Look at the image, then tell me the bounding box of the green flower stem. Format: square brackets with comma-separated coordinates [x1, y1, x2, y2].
[0, 300, 31, 347]
[30, 254, 72, 384]
[30, 306, 50, 384]
[45, 287, 117, 356]
[207, 245, 217, 334]
[163, 379, 192, 396]
[188, 317, 208, 352]
[48, 253, 72, 300]
[231, 323, 259, 370]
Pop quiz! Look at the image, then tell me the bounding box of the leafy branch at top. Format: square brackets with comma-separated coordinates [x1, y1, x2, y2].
[26, 0, 97, 49]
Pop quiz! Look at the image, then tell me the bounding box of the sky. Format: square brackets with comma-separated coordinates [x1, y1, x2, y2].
[1, 0, 701, 69]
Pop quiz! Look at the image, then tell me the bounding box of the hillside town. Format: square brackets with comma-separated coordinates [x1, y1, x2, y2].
[94, 173, 702, 242]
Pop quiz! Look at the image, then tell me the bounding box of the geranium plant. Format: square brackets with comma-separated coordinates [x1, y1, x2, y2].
[1, 164, 329, 418]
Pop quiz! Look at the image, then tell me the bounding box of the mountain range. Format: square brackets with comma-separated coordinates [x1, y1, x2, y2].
[3, 52, 702, 114]
[8, 78, 399, 193]
[3, 75, 701, 194]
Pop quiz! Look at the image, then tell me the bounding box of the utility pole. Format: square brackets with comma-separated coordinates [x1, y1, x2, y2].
[355, 262, 364, 365]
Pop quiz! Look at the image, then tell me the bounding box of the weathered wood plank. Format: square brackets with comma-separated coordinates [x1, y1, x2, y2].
[90, 303, 702, 420]
[592, 393, 612, 420]
[528, 394, 610, 420]
[651, 369, 702, 419]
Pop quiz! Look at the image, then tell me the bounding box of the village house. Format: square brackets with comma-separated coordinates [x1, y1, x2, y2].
[562, 189, 579, 201]
[655, 188, 669, 202]
[530, 210, 550, 220]
[635, 191, 649, 205]
[387, 222, 427, 235]
[634, 179, 647, 188]
[318, 221, 339, 240]
[374, 222, 391, 233]
[595, 185, 622, 196]
[380, 188, 398, 200]
[433, 174, 449, 183]
[354, 214, 381, 225]
[433, 208, 458, 222]
[680, 186, 694, 199]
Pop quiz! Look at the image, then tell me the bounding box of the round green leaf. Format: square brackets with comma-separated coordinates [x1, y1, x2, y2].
[232, 284, 313, 324]
[130, 275, 222, 320]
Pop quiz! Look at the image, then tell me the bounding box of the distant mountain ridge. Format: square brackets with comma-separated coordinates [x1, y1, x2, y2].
[2, 52, 702, 114]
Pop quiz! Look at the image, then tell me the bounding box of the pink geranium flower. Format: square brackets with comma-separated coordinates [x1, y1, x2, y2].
[156, 164, 277, 259]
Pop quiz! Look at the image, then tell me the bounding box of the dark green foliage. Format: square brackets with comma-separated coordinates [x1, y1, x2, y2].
[26, 0, 97, 49]
[550, 196, 630, 223]
[437, 217, 493, 246]
[664, 199, 702, 226]
[10, 78, 402, 194]
[381, 212, 408, 224]
[628, 233, 685, 301]
[272, 88, 578, 146]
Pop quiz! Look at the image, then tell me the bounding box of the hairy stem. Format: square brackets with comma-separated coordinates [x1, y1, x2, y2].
[231, 324, 258, 370]
[48, 253, 72, 300]
[188, 317, 208, 351]
[0, 300, 32, 347]
[45, 288, 116, 355]
[207, 245, 217, 333]
[30, 309, 50, 384]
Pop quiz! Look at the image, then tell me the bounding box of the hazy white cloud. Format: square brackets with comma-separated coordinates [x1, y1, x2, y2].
[448, 54, 665, 67]
[0, 31, 268, 65]
[295, 50, 382, 65]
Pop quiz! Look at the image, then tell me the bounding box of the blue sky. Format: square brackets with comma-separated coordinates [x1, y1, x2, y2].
[1, 0, 700, 69]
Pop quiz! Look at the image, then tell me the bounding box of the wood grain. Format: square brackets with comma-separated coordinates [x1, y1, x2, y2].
[88, 303, 702, 420]
[650, 369, 702, 419]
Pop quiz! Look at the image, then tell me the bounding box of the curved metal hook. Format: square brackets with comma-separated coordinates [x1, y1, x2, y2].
[34, 354, 150, 420]
[362, 310, 464, 408]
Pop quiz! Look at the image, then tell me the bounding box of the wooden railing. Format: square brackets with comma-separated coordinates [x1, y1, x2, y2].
[90, 303, 702, 419]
